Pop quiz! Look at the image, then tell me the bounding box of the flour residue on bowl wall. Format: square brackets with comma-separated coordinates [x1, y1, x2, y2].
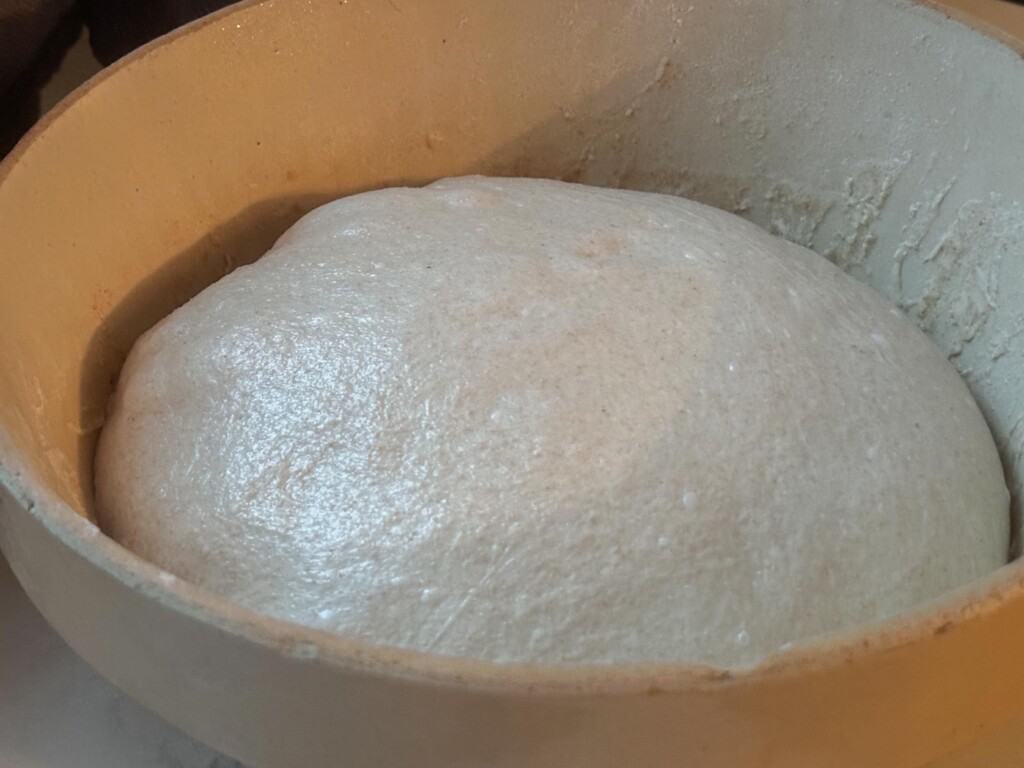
[517, 0, 1024, 555]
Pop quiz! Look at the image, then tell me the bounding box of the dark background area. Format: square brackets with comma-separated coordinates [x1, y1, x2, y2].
[0, 0, 235, 156]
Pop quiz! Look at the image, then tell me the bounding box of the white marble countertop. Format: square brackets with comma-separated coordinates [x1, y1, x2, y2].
[0, 555, 243, 768]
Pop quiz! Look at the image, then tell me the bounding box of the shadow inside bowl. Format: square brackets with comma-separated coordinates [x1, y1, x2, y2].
[76, 192, 340, 523]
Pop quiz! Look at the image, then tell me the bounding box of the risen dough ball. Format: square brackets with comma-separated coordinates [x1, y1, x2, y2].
[96, 177, 1009, 667]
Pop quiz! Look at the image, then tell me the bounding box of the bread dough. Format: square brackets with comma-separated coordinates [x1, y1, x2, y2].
[95, 176, 1009, 667]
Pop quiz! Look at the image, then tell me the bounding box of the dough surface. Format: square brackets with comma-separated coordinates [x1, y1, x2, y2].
[95, 176, 1009, 667]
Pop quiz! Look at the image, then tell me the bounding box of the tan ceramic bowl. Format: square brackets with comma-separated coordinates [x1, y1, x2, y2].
[2, 1, 1024, 765]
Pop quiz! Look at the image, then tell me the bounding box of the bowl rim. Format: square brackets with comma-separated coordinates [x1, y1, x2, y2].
[1, 0, 1023, 697]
